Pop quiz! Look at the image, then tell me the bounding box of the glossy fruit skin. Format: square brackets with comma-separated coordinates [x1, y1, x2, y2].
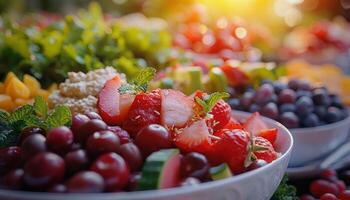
[46, 126, 74, 154]
[255, 84, 274, 105]
[310, 179, 339, 198]
[320, 193, 337, 200]
[338, 190, 350, 200]
[123, 90, 161, 138]
[299, 194, 316, 200]
[0, 146, 22, 174]
[180, 177, 201, 187]
[19, 127, 46, 145]
[213, 129, 250, 174]
[47, 184, 67, 193]
[118, 143, 143, 172]
[278, 89, 296, 104]
[107, 126, 131, 144]
[21, 134, 46, 161]
[253, 137, 278, 163]
[64, 149, 90, 175]
[258, 128, 277, 146]
[279, 112, 299, 129]
[66, 171, 104, 193]
[207, 99, 231, 131]
[75, 119, 107, 144]
[260, 102, 278, 119]
[86, 130, 120, 157]
[91, 153, 130, 192]
[125, 172, 141, 192]
[23, 152, 65, 190]
[85, 112, 102, 120]
[135, 124, 173, 157]
[2, 169, 24, 190]
[180, 152, 209, 180]
[71, 114, 90, 135]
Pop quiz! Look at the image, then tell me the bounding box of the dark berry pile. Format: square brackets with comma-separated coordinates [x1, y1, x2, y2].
[0, 112, 214, 193]
[295, 169, 350, 200]
[228, 79, 349, 129]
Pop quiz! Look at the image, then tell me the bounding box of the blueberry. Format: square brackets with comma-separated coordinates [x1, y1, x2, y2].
[227, 87, 236, 98]
[330, 95, 345, 109]
[249, 104, 260, 113]
[240, 92, 255, 110]
[278, 89, 296, 104]
[273, 82, 287, 94]
[296, 96, 314, 117]
[296, 90, 312, 99]
[279, 112, 299, 129]
[302, 114, 320, 127]
[279, 103, 296, 113]
[324, 107, 343, 124]
[254, 84, 274, 105]
[260, 102, 279, 119]
[312, 90, 331, 106]
[228, 98, 240, 110]
[287, 79, 300, 91]
[298, 80, 312, 91]
[314, 106, 327, 119]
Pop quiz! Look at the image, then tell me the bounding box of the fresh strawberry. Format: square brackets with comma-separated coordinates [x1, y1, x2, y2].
[97, 76, 125, 125]
[258, 128, 278, 146]
[223, 117, 244, 130]
[253, 136, 278, 163]
[123, 89, 161, 138]
[207, 99, 231, 132]
[243, 112, 268, 136]
[160, 89, 194, 128]
[209, 129, 250, 173]
[174, 119, 211, 154]
[220, 64, 249, 87]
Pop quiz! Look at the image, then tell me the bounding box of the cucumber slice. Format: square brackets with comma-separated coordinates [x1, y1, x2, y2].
[138, 149, 182, 190]
[210, 163, 233, 181]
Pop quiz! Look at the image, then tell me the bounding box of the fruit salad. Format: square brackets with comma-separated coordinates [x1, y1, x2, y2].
[229, 78, 349, 129]
[0, 72, 55, 112]
[0, 68, 281, 193]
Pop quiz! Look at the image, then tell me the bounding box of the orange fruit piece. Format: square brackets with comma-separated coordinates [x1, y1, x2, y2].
[0, 94, 15, 111]
[5, 76, 31, 99]
[14, 98, 34, 107]
[0, 83, 4, 94]
[36, 89, 50, 101]
[23, 74, 41, 97]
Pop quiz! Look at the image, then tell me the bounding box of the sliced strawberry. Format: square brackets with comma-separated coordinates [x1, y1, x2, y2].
[161, 89, 194, 128]
[253, 136, 278, 163]
[123, 89, 161, 138]
[210, 129, 250, 174]
[220, 64, 249, 87]
[258, 128, 278, 146]
[97, 76, 123, 125]
[243, 112, 268, 137]
[223, 117, 244, 130]
[207, 99, 231, 132]
[174, 119, 211, 154]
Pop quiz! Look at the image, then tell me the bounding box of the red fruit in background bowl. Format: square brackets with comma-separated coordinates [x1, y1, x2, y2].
[97, 76, 135, 125]
[160, 89, 194, 128]
[253, 136, 278, 163]
[123, 90, 162, 138]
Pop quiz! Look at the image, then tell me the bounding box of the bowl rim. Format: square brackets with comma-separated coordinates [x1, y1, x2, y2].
[0, 111, 294, 200]
[290, 109, 350, 134]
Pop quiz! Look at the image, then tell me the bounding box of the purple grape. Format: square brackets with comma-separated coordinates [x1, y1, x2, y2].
[273, 82, 287, 94]
[324, 107, 343, 124]
[312, 89, 330, 106]
[295, 96, 314, 117]
[260, 102, 278, 119]
[314, 106, 327, 119]
[298, 80, 312, 91]
[240, 92, 254, 110]
[302, 114, 320, 127]
[254, 84, 274, 105]
[330, 95, 345, 109]
[296, 90, 312, 99]
[279, 103, 296, 113]
[249, 104, 260, 113]
[279, 112, 299, 128]
[228, 98, 240, 110]
[227, 87, 236, 98]
[278, 89, 296, 104]
[287, 79, 300, 91]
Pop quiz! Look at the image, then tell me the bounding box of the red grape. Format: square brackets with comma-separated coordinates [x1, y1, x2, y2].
[310, 179, 339, 198]
[86, 130, 120, 157]
[0, 146, 21, 174]
[71, 114, 90, 135]
[47, 126, 74, 154]
[19, 127, 45, 145]
[320, 193, 337, 200]
[64, 149, 90, 175]
[3, 169, 24, 190]
[180, 152, 209, 180]
[75, 119, 107, 144]
[66, 171, 104, 193]
[47, 184, 67, 193]
[118, 143, 143, 172]
[21, 134, 46, 161]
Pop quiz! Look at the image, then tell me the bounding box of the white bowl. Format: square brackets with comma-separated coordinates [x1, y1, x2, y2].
[0, 111, 293, 200]
[289, 113, 350, 167]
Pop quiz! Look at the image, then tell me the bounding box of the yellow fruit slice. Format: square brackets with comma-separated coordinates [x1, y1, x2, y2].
[23, 74, 41, 97]
[5, 76, 31, 99]
[36, 89, 50, 101]
[0, 83, 4, 94]
[0, 94, 15, 111]
[48, 83, 58, 93]
[4, 72, 17, 90]
[14, 98, 34, 107]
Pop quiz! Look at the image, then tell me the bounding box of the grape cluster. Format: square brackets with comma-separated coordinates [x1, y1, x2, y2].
[229, 79, 348, 129]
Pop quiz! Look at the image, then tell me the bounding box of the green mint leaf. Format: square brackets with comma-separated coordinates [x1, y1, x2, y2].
[271, 175, 297, 200]
[9, 105, 34, 124]
[0, 129, 18, 148]
[45, 105, 72, 129]
[0, 110, 10, 126]
[118, 84, 136, 94]
[33, 96, 48, 119]
[205, 92, 229, 113]
[118, 67, 156, 94]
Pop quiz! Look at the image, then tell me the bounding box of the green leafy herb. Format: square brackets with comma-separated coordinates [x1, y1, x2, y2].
[33, 96, 48, 119]
[45, 106, 72, 128]
[271, 175, 298, 200]
[195, 92, 229, 115]
[0, 98, 72, 148]
[119, 67, 156, 94]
